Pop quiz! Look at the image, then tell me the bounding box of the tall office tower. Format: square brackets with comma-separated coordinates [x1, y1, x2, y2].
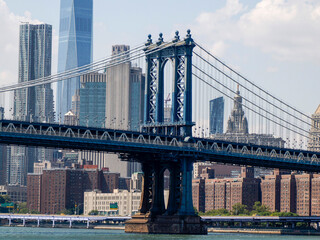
[79, 72, 106, 128]
[9, 24, 54, 185]
[105, 45, 145, 131]
[14, 24, 54, 123]
[56, 0, 93, 122]
[105, 45, 145, 177]
[308, 104, 320, 151]
[78, 72, 106, 167]
[209, 97, 224, 134]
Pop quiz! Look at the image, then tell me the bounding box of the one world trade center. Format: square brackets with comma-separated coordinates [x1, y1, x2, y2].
[56, 0, 93, 121]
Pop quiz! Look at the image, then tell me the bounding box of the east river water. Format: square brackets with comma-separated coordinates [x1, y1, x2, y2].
[0, 227, 319, 240]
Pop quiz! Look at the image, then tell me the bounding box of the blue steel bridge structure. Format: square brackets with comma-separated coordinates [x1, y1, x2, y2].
[0, 30, 319, 234]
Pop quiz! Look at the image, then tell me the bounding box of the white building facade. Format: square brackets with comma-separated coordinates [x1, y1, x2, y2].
[84, 189, 169, 216]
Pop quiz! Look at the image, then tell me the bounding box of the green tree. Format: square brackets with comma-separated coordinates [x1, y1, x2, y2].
[57, 208, 73, 215]
[204, 208, 230, 216]
[17, 202, 29, 214]
[271, 211, 298, 217]
[193, 206, 199, 215]
[251, 201, 271, 216]
[232, 203, 249, 215]
[88, 210, 99, 215]
[0, 195, 11, 204]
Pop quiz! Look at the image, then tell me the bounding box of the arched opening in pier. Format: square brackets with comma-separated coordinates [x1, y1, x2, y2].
[163, 59, 173, 123]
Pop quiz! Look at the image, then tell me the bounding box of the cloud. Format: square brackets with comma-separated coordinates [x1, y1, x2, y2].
[191, 0, 320, 63]
[0, 0, 43, 87]
[239, 0, 320, 62]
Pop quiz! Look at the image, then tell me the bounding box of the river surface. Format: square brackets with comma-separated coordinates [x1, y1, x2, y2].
[0, 227, 319, 240]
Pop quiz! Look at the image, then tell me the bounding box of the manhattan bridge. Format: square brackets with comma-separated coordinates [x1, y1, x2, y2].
[0, 30, 319, 234]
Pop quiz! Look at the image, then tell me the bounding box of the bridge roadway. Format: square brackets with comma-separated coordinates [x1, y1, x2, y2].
[0, 214, 319, 228]
[0, 119, 320, 172]
[0, 214, 130, 228]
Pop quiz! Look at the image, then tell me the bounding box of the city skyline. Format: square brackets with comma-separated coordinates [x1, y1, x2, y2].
[0, 0, 320, 236]
[0, 0, 319, 117]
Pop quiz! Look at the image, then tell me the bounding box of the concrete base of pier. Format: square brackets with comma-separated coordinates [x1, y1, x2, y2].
[125, 214, 207, 234]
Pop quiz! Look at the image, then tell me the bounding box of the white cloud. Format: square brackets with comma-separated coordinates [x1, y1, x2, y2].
[239, 0, 320, 62]
[191, 0, 320, 63]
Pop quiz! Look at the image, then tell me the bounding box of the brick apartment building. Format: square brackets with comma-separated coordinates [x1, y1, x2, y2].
[193, 167, 261, 212]
[261, 172, 320, 216]
[27, 167, 121, 214]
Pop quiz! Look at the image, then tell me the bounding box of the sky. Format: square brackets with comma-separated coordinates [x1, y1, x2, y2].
[0, 0, 320, 116]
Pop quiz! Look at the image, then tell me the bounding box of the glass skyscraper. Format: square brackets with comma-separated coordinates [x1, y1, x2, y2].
[14, 24, 54, 122]
[209, 96, 224, 134]
[9, 23, 54, 185]
[56, 0, 93, 122]
[79, 72, 106, 128]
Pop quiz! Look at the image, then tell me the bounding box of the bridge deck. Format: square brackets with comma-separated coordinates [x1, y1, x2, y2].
[0, 120, 320, 172]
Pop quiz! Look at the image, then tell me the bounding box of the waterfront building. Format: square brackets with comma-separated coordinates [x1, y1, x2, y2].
[295, 174, 312, 216]
[311, 174, 320, 216]
[27, 167, 121, 214]
[0, 184, 27, 202]
[56, 0, 93, 121]
[84, 189, 142, 216]
[260, 172, 320, 216]
[261, 174, 281, 212]
[192, 167, 260, 213]
[209, 97, 224, 134]
[280, 174, 296, 213]
[308, 104, 320, 151]
[26, 174, 42, 212]
[84, 189, 169, 216]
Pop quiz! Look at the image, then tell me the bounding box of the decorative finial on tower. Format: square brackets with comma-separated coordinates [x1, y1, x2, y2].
[184, 29, 194, 44]
[145, 34, 152, 46]
[173, 30, 180, 42]
[157, 33, 164, 45]
[237, 84, 239, 91]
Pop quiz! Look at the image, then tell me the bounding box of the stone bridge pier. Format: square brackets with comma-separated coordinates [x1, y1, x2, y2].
[125, 157, 207, 234]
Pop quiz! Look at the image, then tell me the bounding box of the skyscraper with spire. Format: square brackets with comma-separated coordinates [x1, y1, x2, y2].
[226, 85, 248, 134]
[56, 0, 93, 121]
